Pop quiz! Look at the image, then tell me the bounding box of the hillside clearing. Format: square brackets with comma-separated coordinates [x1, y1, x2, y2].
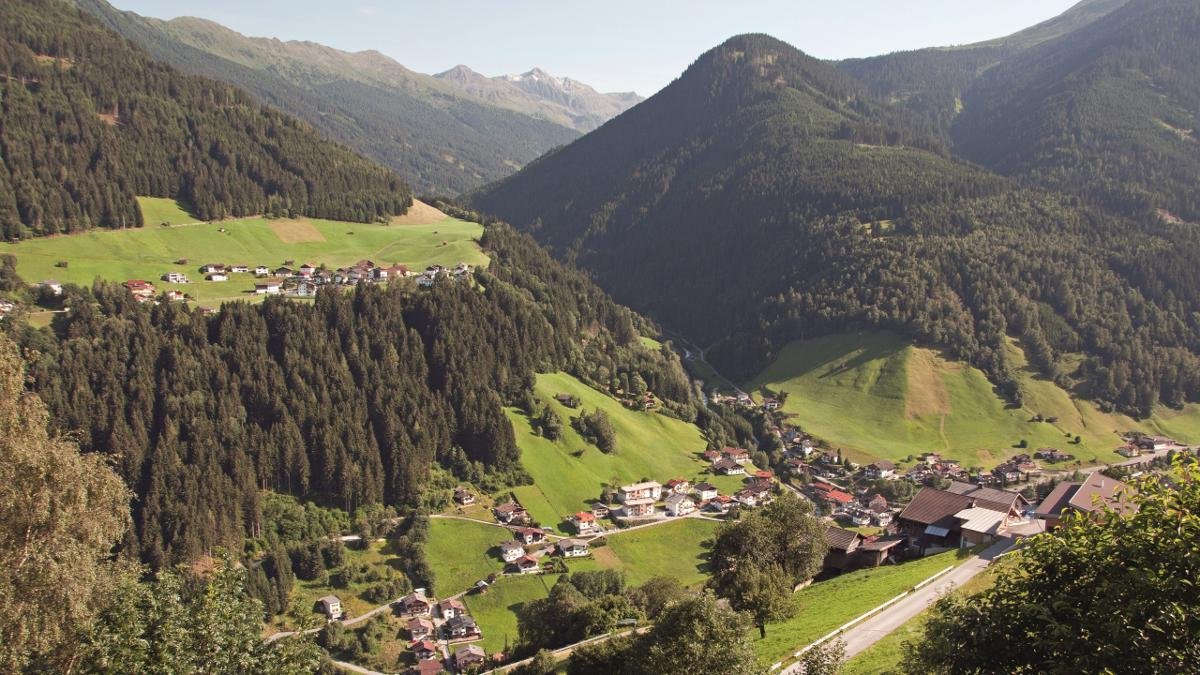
[425, 518, 515, 596]
[3, 202, 487, 305]
[505, 372, 708, 531]
[749, 331, 1199, 467]
[136, 196, 196, 226]
[592, 518, 718, 587]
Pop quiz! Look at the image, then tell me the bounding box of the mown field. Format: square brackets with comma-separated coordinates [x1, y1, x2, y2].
[754, 549, 963, 665]
[590, 518, 719, 587]
[3, 197, 487, 305]
[748, 331, 1200, 468]
[425, 518, 516, 596]
[505, 372, 710, 531]
[464, 574, 557, 655]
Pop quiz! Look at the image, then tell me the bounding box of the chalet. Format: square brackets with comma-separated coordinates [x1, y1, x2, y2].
[437, 598, 466, 620]
[591, 503, 611, 518]
[297, 264, 316, 278]
[512, 555, 540, 574]
[864, 460, 897, 480]
[712, 458, 745, 475]
[230, 265, 249, 274]
[1035, 448, 1073, 462]
[164, 290, 187, 303]
[859, 535, 906, 567]
[397, 591, 432, 616]
[664, 478, 690, 494]
[621, 498, 655, 518]
[702, 449, 722, 462]
[406, 617, 435, 640]
[872, 510, 894, 527]
[570, 511, 599, 534]
[557, 538, 590, 557]
[868, 494, 889, 513]
[499, 541, 526, 563]
[1035, 472, 1136, 530]
[123, 280, 156, 300]
[514, 527, 546, 545]
[409, 660, 446, 675]
[618, 481, 662, 502]
[254, 266, 270, 276]
[706, 494, 734, 514]
[734, 489, 760, 508]
[38, 280, 63, 296]
[722, 447, 751, 463]
[199, 264, 225, 274]
[254, 278, 283, 295]
[411, 639, 439, 661]
[823, 526, 864, 572]
[444, 614, 480, 640]
[454, 645, 487, 670]
[752, 469, 775, 485]
[664, 493, 696, 516]
[274, 266, 293, 277]
[954, 506, 1020, 548]
[294, 281, 316, 297]
[1116, 445, 1141, 458]
[762, 397, 781, 411]
[161, 272, 189, 283]
[899, 483, 1029, 553]
[453, 487, 475, 505]
[784, 457, 809, 475]
[849, 510, 871, 526]
[493, 502, 528, 524]
[317, 595, 342, 620]
[205, 272, 229, 282]
[417, 273, 437, 288]
[694, 483, 719, 502]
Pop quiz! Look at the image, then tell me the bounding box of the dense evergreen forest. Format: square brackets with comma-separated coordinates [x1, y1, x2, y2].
[2, 220, 693, 568]
[471, 31, 1200, 417]
[0, 0, 412, 238]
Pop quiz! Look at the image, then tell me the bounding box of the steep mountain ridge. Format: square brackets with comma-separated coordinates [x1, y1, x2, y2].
[74, 0, 583, 194]
[472, 32, 1200, 418]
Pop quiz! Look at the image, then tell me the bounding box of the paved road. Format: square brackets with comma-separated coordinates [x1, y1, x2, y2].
[808, 538, 1015, 667]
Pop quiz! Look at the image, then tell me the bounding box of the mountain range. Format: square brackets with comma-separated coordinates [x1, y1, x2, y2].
[74, 0, 641, 195]
[472, 0, 1200, 418]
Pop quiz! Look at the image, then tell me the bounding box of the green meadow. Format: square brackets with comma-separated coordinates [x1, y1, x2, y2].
[755, 550, 963, 665]
[590, 518, 718, 587]
[3, 198, 487, 305]
[748, 331, 1199, 468]
[505, 372, 709, 531]
[463, 574, 556, 655]
[425, 518, 515, 596]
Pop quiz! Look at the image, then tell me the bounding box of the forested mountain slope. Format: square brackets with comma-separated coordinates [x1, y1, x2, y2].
[838, 0, 1129, 142]
[951, 0, 1200, 220]
[471, 33, 1200, 418]
[75, 0, 587, 195]
[0, 0, 412, 238]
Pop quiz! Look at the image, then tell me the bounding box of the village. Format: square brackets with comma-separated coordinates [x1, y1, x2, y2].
[93, 259, 477, 307]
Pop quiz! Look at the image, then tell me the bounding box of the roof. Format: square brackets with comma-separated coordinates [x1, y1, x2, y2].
[871, 460, 896, 470]
[713, 458, 740, 471]
[516, 526, 544, 536]
[620, 481, 662, 492]
[623, 497, 655, 506]
[825, 490, 853, 504]
[572, 511, 596, 522]
[558, 538, 588, 549]
[664, 493, 693, 506]
[954, 507, 1008, 535]
[455, 645, 486, 658]
[401, 592, 430, 606]
[861, 535, 906, 552]
[722, 447, 749, 456]
[318, 595, 341, 605]
[899, 487, 973, 526]
[1038, 473, 1136, 517]
[412, 639, 438, 652]
[695, 482, 718, 491]
[407, 617, 434, 628]
[438, 598, 466, 610]
[516, 555, 538, 566]
[824, 526, 862, 552]
[943, 481, 1027, 512]
[665, 478, 688, 487]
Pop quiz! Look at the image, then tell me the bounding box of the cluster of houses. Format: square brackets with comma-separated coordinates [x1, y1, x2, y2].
[124, 279, 187, 304]
[1116, 434, 1177, 458]
[395, 591, 490, 674]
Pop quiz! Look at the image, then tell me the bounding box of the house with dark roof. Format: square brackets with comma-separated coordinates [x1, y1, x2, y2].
[1035, 472, 1136, 530]
[899, 483, 1030, 553]
[454, 645, 487, 670]
[864, 460, 897, 479]
[444, 614, 481, 640]
[823, 526, 864, 572]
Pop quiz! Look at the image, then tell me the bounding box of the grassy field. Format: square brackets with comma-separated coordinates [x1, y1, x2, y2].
[4, 199, 487, 305]
[748, 332, 1200, 468]
[590, 518, 719, 587]
[425, 518, 515, 596]
[754, 550, 963, 665]
[463, 574, 556, 655]
[137, 196, 197, 226]
[506, 372, 709, 531]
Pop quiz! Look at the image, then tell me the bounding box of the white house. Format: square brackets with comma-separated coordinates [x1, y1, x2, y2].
[499, 541, 526, 563]
[39, 280, 63, 296]
[417, 274, 436, 288]
[556, 539, 590, 558]
[664, 493, 695, 517]
[618, 481, 662, 503]
[255, 279, 283, 295]
[162, 272, 189, 283]
[694, 483, 719, 501]
[205, 273, 228, 282]
[317, 595, 342, 620]
[254, 265, 270, 276]
[230, 265, 249, 274]
[570, 511, 599, 534]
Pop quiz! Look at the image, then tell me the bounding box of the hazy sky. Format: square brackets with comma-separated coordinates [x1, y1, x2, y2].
[110, 0, 1081, 96]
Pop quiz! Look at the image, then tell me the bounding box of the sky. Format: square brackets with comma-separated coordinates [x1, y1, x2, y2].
[109, 0, 1082, 96]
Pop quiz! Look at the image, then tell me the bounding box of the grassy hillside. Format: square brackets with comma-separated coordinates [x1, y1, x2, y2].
[425, 519, 515, 596]
[505, 372, 708, 530]
[755, 549, 963, 665]
[464, 574, 556, 655]
[3, 201, 486, 305]
[137, 197, 198, 226]
[749, 332, 1200, 468]
[590, 519, 718, 587]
